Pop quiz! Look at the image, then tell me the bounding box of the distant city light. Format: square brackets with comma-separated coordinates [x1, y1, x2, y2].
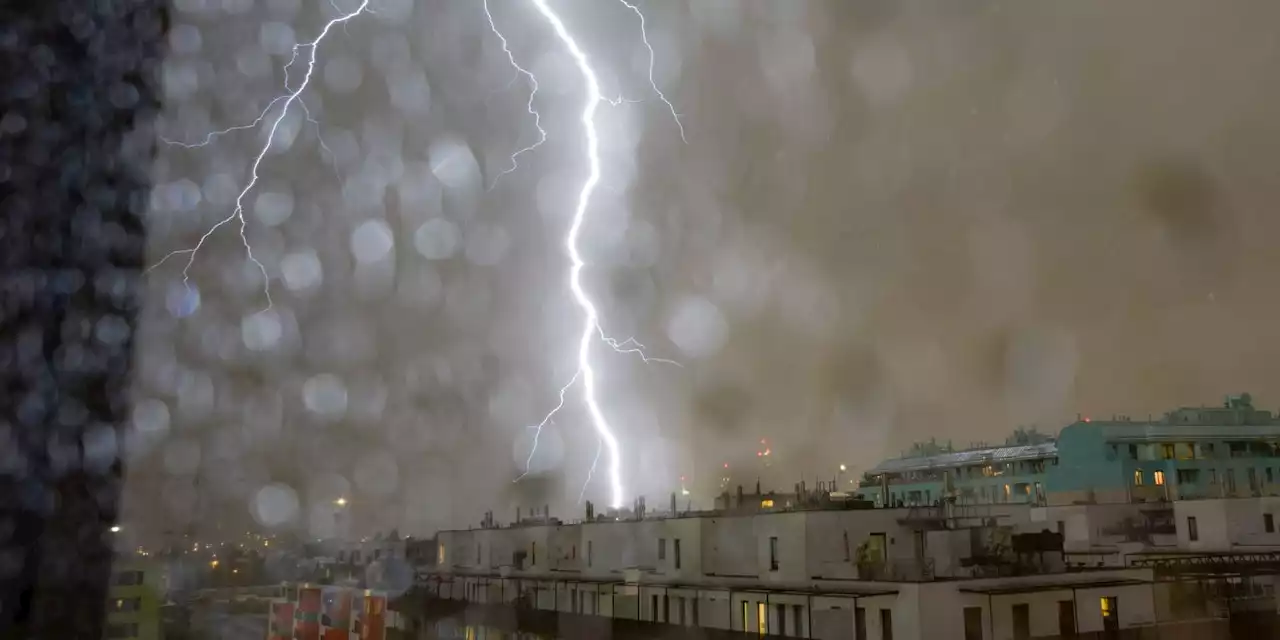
[110, 525, 121, 533]
[335, 497, 347, 506]
[839, 464, 847, 472]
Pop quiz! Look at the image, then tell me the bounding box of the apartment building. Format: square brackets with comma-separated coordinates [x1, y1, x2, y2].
[417, 395, 1280, 639]
[424, 504, 1167, 639]
[105, 558, 163, 640]
[856, 394, 1280, 509]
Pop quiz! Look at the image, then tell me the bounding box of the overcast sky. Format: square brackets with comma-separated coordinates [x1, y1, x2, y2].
[124, 0, 1280, 541]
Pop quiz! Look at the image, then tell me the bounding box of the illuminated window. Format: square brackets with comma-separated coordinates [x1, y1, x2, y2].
[1154, 471, 1165, 486]
[1099, 596, 1116, 620]
[437, 543, 445, 565]
[760, 499, 775, 508]
[741, 601, 749, 631]
[758, 602, 768, 635]
[1161, 444, 1175, 460]
[1133, 470, 1144, 486]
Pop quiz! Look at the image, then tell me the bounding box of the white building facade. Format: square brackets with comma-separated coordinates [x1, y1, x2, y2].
[422, 504, 1202, 640]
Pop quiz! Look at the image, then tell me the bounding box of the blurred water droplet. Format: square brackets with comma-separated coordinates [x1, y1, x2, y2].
[241, 311, 283, 351]
[303, 373, 348, 417]
[251, 483, 300, 527]
[351, 219, 395, 264]
[667, 296, 729, 359]
[413, 218, 460, 260]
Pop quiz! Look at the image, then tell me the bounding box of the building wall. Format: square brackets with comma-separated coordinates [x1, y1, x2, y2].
[105, 559, 162, 640]
[1174, 497, 1280, 550]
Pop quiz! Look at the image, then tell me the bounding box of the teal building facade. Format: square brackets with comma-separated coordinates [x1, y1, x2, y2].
[857, 394, 1280, 508]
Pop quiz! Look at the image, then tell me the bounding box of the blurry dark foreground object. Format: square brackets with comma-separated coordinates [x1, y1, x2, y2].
[0, 0, 162, 636]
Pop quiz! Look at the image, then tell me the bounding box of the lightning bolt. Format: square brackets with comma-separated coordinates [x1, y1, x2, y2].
[615, 0, 687, 143]
[146, 1, 371, 311]
[492, 0, 684, 511]
[483, 0, 546, 190]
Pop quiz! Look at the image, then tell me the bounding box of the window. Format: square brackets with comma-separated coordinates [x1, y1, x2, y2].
[880, 608, 894, 640]
[587, 541, 593, 567]
[1266, 514, 1275, 534]
[1058, 600, 1076, 636]
[1128, 444, 1138, 460]
[1161, 443, 1175, 460]
[112, 597, 141, 612]
[769, 536, 779, 571]
[758, 602, 768, 635]
[1177, 469, 1200, 484]
[658, 538, 666, 561]
[1100, 597, 1118, 631]
[741, 601, 749, 631]
[112, 571, 143, 586]
[1003, 484, 1011, 501]
[475, 544, 480, 565]
[1188, 516, 1199, 541]
[437, 542, 445, 565]
[652, 594, 659, 622]
[1210, 469, 1219, 484]
[843, 531, 851, 561]
[776, 603, 786, 636]
[1154, 470, 1165, 486]
[760, 499, 775, 508]
[793, 604, 803, 636]
[1269, 468, 1275, 484]
[531, 541, 536, 566]
[855, 607, 867, 640]
[963, 607, 983, 640]
[674, 538, 682, 569]
[1202, 443, 1215, 458]
[1012, 603, 1030, 640]
[105, 623, 139, 638]
[1133, 470, 1144, 486]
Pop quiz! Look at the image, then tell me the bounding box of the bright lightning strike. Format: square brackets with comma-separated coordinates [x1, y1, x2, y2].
[147, 1, 371, 310]
[501, 0, 684, 511]
[483, 0, 547, 190]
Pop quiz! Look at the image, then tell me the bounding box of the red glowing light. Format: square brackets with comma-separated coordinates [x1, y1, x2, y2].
[723, 463, 729, 469]
[1084, 417, 1092, 422]
[757, 451, 763, 457]
[760, 438, 767, 445]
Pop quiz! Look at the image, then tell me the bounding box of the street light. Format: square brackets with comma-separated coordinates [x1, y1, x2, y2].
[335, 497, 347, 507]
[110, 525, 121, 533]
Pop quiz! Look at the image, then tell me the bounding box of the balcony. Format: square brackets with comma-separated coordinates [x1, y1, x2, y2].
[855, 558, 935, 582]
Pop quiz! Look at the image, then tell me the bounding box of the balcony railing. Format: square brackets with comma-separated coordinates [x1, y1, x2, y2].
[855, 558, 935, 582]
